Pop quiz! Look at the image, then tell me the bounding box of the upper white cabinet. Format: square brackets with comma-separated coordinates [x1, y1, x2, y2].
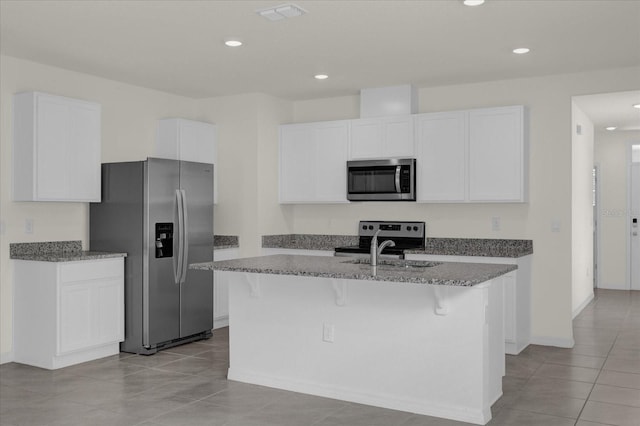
[13, 92, 101, 202]
[279, 120, 349, 203]
[468, 106, 526, 202]
[416, 105, 527, 203]
[350, 115, 414, 160]
[156, 118, 218, 203]
[415, 111, 467, 202]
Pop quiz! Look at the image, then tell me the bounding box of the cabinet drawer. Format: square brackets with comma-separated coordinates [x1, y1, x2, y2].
[60, 258, 123, 283]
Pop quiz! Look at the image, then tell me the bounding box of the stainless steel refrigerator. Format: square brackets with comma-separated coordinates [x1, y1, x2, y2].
[90, 158, 214, 355]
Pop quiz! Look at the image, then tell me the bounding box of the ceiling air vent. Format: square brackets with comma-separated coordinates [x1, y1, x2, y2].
[256, 4, 307, 21]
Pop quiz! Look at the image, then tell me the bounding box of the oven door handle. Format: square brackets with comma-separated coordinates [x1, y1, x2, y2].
[395, 166, 401, 193]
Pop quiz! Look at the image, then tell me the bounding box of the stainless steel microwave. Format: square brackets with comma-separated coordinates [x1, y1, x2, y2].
[347, 158, 416, 201]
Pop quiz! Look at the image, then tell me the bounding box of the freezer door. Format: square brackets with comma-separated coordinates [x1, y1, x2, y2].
[179, 160, 214, 337]
[145, 158, 181, 347]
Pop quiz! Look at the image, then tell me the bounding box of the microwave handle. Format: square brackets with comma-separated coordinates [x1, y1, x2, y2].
[395, 166, 401, 193]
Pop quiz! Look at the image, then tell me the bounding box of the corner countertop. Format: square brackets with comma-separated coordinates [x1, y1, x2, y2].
[10, 241, 126, 262]
[191, 254, 517, 287]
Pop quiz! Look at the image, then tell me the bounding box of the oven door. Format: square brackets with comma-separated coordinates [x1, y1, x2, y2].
[347, 159, 415, 201]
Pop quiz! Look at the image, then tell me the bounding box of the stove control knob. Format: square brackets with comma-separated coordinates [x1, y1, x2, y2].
[362, 225, 367, 230]
[368, 225, 374, 230]
[413, 226, 419, 231]
[406, 226, 411, 231]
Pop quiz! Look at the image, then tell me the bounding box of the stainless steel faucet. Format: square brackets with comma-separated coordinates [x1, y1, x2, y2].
[370, 229, 396, 267]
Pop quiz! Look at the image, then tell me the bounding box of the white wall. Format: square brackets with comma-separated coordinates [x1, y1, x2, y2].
[594, 130, 640, 289]
[289, 67, 640, 347]
[571, 102, 595, 317]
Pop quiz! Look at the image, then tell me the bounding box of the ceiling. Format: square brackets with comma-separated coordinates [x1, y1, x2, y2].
[1, 0, 639, 128]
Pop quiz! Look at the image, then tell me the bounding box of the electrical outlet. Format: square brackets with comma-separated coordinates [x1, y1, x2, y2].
[322, 323, 335, 343]
[24, 218, 34, 234]
[491, 217, 501, 232]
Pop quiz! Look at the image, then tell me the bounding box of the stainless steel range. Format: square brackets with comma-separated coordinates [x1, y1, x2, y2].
[334, 220, 425, 259]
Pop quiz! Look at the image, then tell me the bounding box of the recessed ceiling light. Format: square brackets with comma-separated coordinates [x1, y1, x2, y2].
[512, 47, 530, 54]
[314, 74, 328, 80]
[224, 38, 242, 47]
[633, 103, 640, 109]
[463, 0, 485, 6]
[605, 126, 617, 131]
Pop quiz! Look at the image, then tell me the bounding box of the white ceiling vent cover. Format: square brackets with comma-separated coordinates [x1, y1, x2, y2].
[257, 4, 307, 21]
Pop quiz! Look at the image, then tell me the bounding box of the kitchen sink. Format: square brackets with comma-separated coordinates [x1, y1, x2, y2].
[343, 258, 442, 269]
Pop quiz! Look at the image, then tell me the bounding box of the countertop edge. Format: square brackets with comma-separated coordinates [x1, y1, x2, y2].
[11, 252, 128, 262]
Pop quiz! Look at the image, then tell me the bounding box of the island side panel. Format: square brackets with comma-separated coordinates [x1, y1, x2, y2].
[224, 271, 503, 425]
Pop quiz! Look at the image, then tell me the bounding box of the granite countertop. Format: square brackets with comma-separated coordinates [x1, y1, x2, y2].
[214, 235, 239, 250]
[406, 238, 533, 258]
[191, 254, 517, 287]
[10, 241, 127, 262]
[262, 234, 532, 258]
[262, 234, 358, 251]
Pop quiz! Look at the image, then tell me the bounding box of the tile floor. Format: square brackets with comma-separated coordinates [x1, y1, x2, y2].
[1, 289, 639, 426]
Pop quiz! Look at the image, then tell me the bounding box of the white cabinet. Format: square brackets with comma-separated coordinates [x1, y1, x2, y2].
[350, 115, 414, 159]
[415, 111, 467, 202]
[14, 257, 125, 369]
[156, 118, 218, 203]
[468, 107, 526, 202]
[405, 253, 532, 355]
[213, 248, 240, 329]
[279, 120, 349, 203]
[12, 91, 101, 202]
[416, 105, 527, 203]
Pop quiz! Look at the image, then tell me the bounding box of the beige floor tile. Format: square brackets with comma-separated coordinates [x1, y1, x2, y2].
[589, 384, 640, 408]
[579, 400, 640, 426]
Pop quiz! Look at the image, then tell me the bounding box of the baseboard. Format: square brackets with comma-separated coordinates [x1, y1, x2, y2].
[228, 368, 492, 425]
[0, 351, 15, 364]
[573, 292, 595, 319]
[597, 282, 628, 290]
[530, 335, 575, 348]
[213, 317, 229, 330]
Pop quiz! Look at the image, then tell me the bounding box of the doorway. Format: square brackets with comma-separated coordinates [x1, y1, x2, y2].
[630, 143, 640, 290]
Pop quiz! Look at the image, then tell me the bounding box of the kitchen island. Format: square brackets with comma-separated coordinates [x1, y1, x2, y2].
[191, 255, 516, 425]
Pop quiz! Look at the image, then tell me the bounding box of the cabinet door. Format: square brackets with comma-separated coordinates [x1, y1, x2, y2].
[416, 112, 467, 202]
[34, 94, 101, 201]
[279, 121, 348, 203]
[314, 122, 349, 202]
[178, 120, 217, 165]
[350, 116, 414, 159]
[382, 116, 414, 158]
[468, 106, 524, 202]
[156, 119, 218, 203]
[350, 119, 382, 159]
[279, 124, 315, 203]
[59, 281, 92, 354]
[94, 278, 125, 345]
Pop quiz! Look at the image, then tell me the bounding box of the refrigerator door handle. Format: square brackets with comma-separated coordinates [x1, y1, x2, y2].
[180, 189, 189, 284]
[175, 189, 184, 285]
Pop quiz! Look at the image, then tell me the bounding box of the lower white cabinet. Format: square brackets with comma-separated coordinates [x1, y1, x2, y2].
[405, 253, 531, 355]
[14, 257, 124, 369]
[213, 248, 240, 329]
